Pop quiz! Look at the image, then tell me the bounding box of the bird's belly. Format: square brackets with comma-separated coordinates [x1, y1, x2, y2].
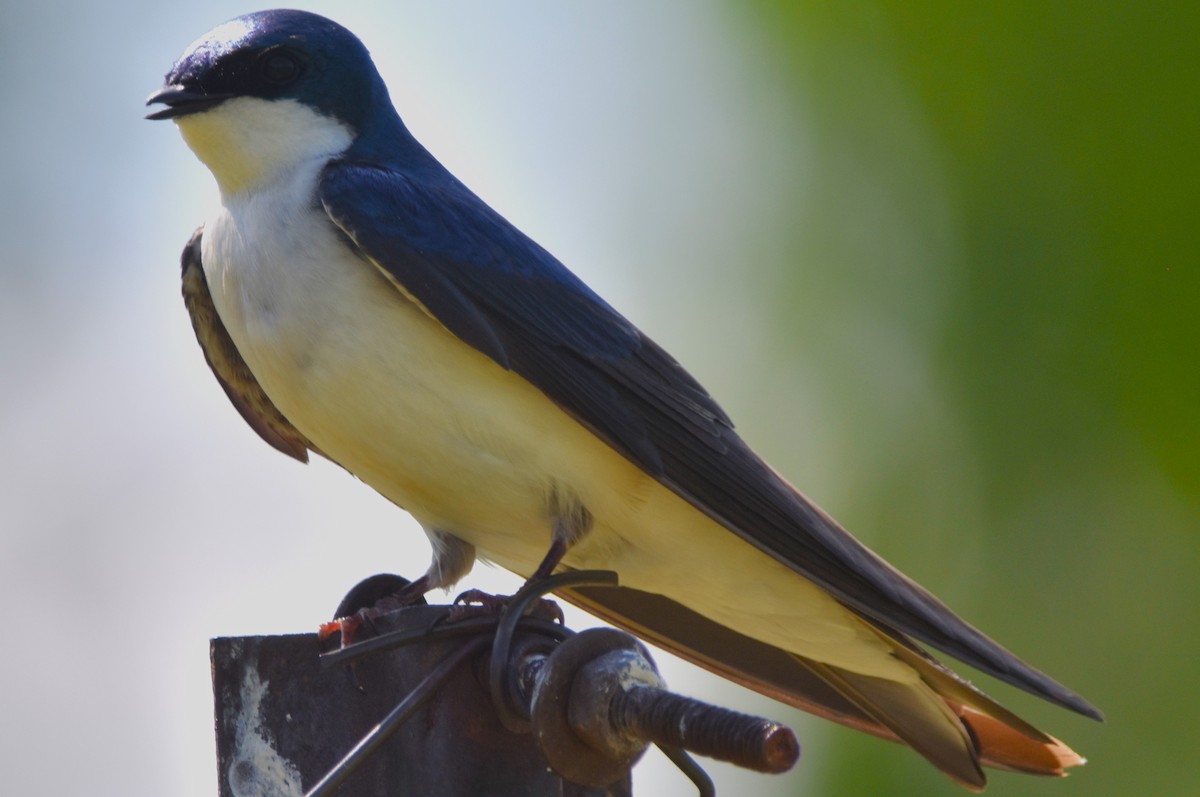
[202, 199, 644, 568]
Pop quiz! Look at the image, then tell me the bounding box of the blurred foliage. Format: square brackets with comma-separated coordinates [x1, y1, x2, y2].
[733, 2, 1200, 795]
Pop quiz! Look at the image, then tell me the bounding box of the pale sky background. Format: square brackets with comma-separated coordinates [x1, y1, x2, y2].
[0, 2, 834, 795]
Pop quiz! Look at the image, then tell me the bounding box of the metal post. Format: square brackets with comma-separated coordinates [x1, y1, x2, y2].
[211, 605, 627, 797]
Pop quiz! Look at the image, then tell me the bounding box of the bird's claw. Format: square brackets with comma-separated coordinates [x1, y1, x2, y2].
[320, 574, 431, 648]
[447, 588, 565, 625]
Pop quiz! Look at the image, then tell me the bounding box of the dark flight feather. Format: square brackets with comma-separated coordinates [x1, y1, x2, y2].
[180, 227, 315, 463]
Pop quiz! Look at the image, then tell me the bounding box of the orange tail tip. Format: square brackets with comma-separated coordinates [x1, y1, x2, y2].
[958, 705, 1086, 776]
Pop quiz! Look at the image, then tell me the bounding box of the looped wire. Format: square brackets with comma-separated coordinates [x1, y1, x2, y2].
[487, 570, 618, 730]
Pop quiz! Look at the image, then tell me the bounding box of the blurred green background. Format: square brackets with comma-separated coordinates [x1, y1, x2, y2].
[737, 3, 1197, 795]
[0, 2, 1193, 795]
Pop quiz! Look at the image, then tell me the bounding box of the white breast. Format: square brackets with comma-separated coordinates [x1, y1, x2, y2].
[201, 154, 610, 564]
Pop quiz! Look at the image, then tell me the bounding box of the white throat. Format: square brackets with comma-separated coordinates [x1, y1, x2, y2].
[175, 96, 354, 197]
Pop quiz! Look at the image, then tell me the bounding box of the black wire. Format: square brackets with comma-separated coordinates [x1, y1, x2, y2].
[304, 637, 489, 797]
[488, 570, 619, 727]
[657, 745, 717, 797]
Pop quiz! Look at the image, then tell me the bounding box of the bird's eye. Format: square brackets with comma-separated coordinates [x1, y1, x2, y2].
[259, 49, 303, 86]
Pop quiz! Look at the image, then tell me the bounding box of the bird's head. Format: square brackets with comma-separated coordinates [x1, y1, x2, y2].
[147, 9, 394, 196]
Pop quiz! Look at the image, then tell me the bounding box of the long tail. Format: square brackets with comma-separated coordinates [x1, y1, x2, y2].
[881, 639, 1086, 776]
[562, 583, 1086, 789]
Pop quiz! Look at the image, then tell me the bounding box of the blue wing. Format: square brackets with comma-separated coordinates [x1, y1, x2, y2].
[318, 159, 1098, 720]
[319, 161, 734, 478]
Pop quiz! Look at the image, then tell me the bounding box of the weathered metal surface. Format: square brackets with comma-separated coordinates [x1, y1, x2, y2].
[211, 604, 629, 797]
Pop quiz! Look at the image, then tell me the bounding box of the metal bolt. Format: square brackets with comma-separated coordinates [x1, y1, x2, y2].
[607, 684, 799, 774]
[532, 627, 800, 787]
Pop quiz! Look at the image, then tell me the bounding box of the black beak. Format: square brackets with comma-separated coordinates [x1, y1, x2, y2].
[145, 86, 234, 120]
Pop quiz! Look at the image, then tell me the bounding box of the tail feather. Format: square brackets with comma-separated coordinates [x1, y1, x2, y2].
[797, 657, 987, 790]
[881, 632, 1086, 777]
[563, 584, 1088, 786]
[885, 636, 1054, 743]
[957, 705, 1084, 776]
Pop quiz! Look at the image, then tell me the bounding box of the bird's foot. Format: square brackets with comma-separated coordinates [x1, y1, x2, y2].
[319, 573, 430, 647]
[447, 588, 564, 625]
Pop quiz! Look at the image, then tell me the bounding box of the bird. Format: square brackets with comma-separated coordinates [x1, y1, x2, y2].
[148, 9, 1099, 789]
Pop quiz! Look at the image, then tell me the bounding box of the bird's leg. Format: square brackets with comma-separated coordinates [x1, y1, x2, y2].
[322, 572, 446, 644]
[318, 575, 433, 644]
[453, 534, 571, 611]
[530, 535, 571, 581]
[530, 486, 594, 583]
[452, 495, 593, 622]
[321, 531, 476, 645]
[451, 537, 571, 623]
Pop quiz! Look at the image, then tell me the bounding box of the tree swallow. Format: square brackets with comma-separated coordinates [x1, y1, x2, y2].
[148, 10, 1099, 788]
